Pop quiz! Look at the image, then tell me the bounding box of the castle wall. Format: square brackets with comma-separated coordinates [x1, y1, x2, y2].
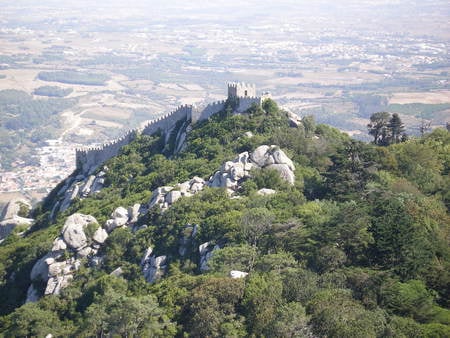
[228, 82, 256, 98]
[236, 97, 262, 113]
[76, 105, 193, 175]
[191, 100, 227, 123]
[75, 84, 261, 176]
[76, 130, 139, 175]
[142, 104, 192, 137]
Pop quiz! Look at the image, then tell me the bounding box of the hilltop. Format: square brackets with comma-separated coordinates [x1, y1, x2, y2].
[0, 91, 449, 337]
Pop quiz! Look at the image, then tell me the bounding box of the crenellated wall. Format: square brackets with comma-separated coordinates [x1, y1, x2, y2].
[228, 82, 256, 98]
[236, 96, 262, 113]
[76, 130, 139, 175]
[191, 100, 227, 123]
[142, 104, 193, 137]
[76, 84, 263, 175]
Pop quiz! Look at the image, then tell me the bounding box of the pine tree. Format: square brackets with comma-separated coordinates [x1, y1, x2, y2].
[388, 113, 405, 144]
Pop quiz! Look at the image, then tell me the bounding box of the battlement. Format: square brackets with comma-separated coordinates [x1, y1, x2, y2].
[76, 84, 262, 175]
[228, 82, 256, 99]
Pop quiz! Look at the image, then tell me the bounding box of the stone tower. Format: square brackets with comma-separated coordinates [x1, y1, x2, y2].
[227, 82, 256, 99]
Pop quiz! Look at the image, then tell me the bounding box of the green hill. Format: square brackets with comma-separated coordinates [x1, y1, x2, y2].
[0, 99, 449, 337]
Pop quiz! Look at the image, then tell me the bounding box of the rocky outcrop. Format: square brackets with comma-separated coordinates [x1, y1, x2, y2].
[147, 145, 295, 212]
[257, 188, 277, 196]
[62, 213, 98, 250]
[0, 198, 34, 241]
[149, 177, 206, 211]
[141, 248, 167, 283]
[199, 242, 220, 271]
[1, 198, 31, 220]
[104, 204, 141, 232]
[56, 169, 107, 215]
[28, 213, 105, 301]
[287, 111, 302, 128]
[0, 216, 34, 241]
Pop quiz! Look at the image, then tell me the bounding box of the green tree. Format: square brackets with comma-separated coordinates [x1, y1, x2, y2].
[183, 277, 245, 337]
[388, 113, 405, 144]
[381, 280, 435, 322]
[81, 289, 174, 337]
[266, 302, 312, 337]
[368, 111, 390, 145]
[243, 272, 283, 335]
[4, 302, 71, 337]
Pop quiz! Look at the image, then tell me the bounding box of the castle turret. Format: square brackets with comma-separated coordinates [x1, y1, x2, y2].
[228, 82, 256, 99]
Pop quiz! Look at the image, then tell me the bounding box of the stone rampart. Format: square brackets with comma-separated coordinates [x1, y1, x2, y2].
[191, 100, 227, 123]
[236, 96, 262, 113]
[142, 104, 193, 137]
[75, 84, 262, 175]
[75, 130, 139, 175]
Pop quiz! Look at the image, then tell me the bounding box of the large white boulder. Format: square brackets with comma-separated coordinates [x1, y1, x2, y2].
[266, 164, 296, 185]
[272, 148, 295, 171]
[250, 145, 271, 167]
[92, 228, 108, 244]
[30, 253, 53, 281]
[51, 237, 67, 252]
[61, 213, 98, 250]
[257, 188, 277, 196]
[111, 207, 129, 220]
[166, 190, 182, 205]
[230, 270, 249, 279]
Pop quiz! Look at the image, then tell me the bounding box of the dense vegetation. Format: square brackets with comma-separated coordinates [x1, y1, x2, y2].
[38, 71, 110, 86]
[0, 100, 449, 337]
[0, 90, 76, 168]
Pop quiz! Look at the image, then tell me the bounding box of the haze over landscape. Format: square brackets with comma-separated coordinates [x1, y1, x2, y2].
[0, 0, 449, 205]
[0, 1, 450, 337]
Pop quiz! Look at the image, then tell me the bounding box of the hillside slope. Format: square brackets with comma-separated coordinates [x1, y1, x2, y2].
[0, 99, 449, 337]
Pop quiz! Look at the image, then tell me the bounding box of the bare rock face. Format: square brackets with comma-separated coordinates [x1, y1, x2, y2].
[257, 188, 277, 196]
[145, 144, 295, 213]
[61, 213, 98, 250]
[1, 198, 31, 221]
[104, 207, 130, 232]
[272, 149, 295, 171]
[250, 145, 271, 167]
[230, 270, 249, 279]
[199, 242, 220, 271]
[142, 253, 167, 283]
[112, 206, 129, 219]
[266, 164, 296, 185]
[0, 198, 33, 241]
[30, 253, 54, 281]
[128, 204, 141, 224]
[56, 169, 106, 216]
[0, 216, 34, 240]
[26, 284, 40, 303]
[93, 228, 108, 244]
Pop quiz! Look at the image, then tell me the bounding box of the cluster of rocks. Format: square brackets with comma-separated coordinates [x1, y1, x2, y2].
[149, 177, 206, 211]
[27, 213, 101, 301]
[104, 204, 141, 232]
[52, 169, 107, 217]
[141, 247, 167, 283]
[208, 144, 296, 191]
[147, 145, 295, 212]
[199, 242, 220, 271]
[286, 110, 303, 128]
[0, 198, 34, 242]
[28, 201, 145, 302]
